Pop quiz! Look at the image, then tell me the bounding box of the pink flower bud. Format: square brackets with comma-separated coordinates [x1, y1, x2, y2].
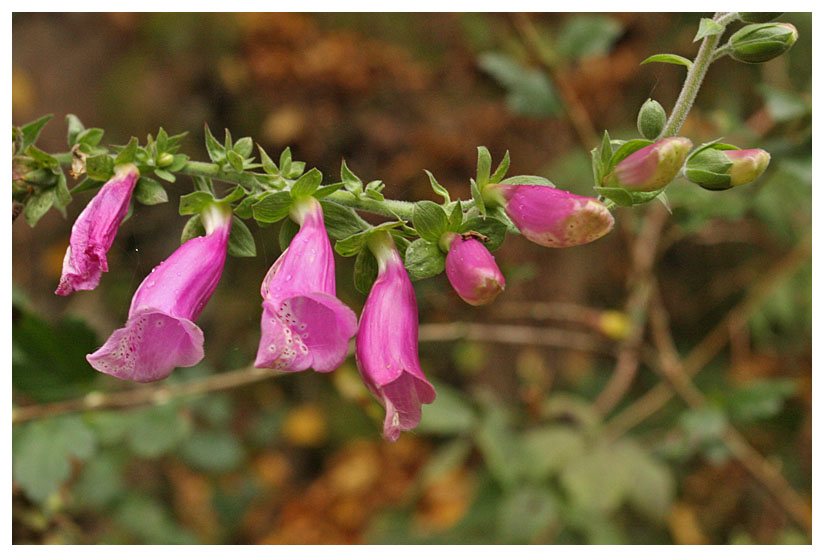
[255, 197, 357, 373]
[355, 232, 436, 442]
[444, 233, 505, 306]
[87, 204, 232, 382]
[726, 148, 771, 187]
[55, 164, 139, 295]
[602, 137, 693, 192]
[486, 183, 614, 248]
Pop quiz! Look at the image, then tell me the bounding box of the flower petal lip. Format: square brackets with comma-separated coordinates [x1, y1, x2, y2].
[355, 236, 435, 441]
[55, 164, 139, 296]
[604, 137, 693, 192]
[255, 197, 357, 373]
[491, 184, 614, 248]
[445, 235, 505, 306]
[87, 206, 232, 382]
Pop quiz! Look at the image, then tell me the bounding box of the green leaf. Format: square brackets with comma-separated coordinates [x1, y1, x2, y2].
[319, 200, 370, 239]
[226, 149, 245, 171]
[595, 186, 633, 207]
[13, 416, 96, 503]
[258, 145, 279, 175]
[74, 452, 125, 508]
[23, 188, 55, 227]
[446, 201, 463, 230]
[335, 229, 372, 258]
[70, 177, 103, 195]
[220, 184, 246, 204]
[413, 200, 448, 243]
[115, 137, 139, 165]
[694, 18, 725, 41]
[252, 191, 293, 223]
[54, 171, 71, 209]
[279, 218, 300, 251]
[279, 146, 293, 175]
[424, 170, 450, 203]
[341, 160, 363, 195]
[476, 146, 492, 188]
[520, 426, 587, 482]
[679, 406, 728, 443]
[17, 114, 53, 155]
[557, 14, 623, 60]
[227, 216, 256, 257]
[459, 216, 508, 250]
[25, 144, 59, 169]
[290, 168, 323, 198]
[179, 191, 215, 215]
[66, 114, 85, 146]
[478, 52, 561, 117]
[354, 247, 379, 294]
[134, 177, 168, 205]
[313, 182, 344, 199]
[499, 174, 556, 187]
[404, 238, 446, 281]
[233, 195, 257, 219]
[180, 214, 206, 244]
[640, 53, 693, 69]
[724, 379, 797, 422]
[126, 404, 192, 458]
[364, 188, 385, 201]
[489, 149, 511, 184]
[560, 445, 629, 513]
[615, 440, 675, 523]
[474, 406, 522, 486]
[204, 123, 225, 163]
[233, 137, 253, 158]
[180, 430, 244, 473]
[77, 127, 104, 147]
[498, 486, 559, 543]
[84, 153, 114, 181]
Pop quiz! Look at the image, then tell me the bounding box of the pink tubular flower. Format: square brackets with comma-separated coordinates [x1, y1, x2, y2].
[443, 233, 505, 306]
[56, 164, 139, 295]
[602, 137, 693, 192]
[87, 204, 232, 382]
[484, 183, 614, 248]
[255, 197, 357, 372]
[356, 232, 436, 442]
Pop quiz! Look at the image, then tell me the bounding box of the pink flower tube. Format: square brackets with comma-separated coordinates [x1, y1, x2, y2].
[56, 164, 139, 295]
[255, 197, 357, 372]
[444, 233, 505, 306]
[485, 183, 614, 248]
[87, 204, 232, 382]
[602, 137, 693, 192]
[356, 232, 436, 442]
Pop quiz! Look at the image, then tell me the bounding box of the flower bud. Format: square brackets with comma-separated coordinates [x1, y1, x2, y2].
[157, 153, 174, 167]
[738, 13, 783, 24]
[685, 145, 770, 190]
[443, 233, 505, 306]
[636, 99, 667, 140]
[729, 23, 797, 64]
[602, 137, 692, 192]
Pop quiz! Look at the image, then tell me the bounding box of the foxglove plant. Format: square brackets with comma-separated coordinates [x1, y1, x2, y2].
[55, 163, 139, 295]
[442, 232, 505, 306]
[87, 203, 231, 382]
[355, 232, 436, 441]
[255, 196, 357, 372]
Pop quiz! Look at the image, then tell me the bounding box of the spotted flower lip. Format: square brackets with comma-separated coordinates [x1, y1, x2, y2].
[86, 204, 232, 383]
[486, 183, 614, 248]
[444, 233, 505, 306]
[255, 197, 357, 373]
[355, 232, 436, 442]
[602, 137, 693, 192]
[55, 164, 139, 296]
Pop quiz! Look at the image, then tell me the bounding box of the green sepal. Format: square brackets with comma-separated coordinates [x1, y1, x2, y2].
[459, 216, 509, 251]
[405, 238, 446, 281]
[84, 153, 114, 181]
[476, 146, 492, 188]
[595, 183, 669, 206]
[180, 214, 206, 244]
[17, 114, 53, 155]
[54, 172, 71, 210]
[227, 216, 256, 257]
[684, 169, 732, 190]
[694, 18, 724, 42]
[70, 177, 103, 195]
[115, 137, 139, 165]
[134, 177, 169, 205]
[279, 218, 300, 251]
[424, 170, 450, 204]
[279, 147, 293, 177]
[220, 185, 247, 204]
[66, 114, 85, 147]
[319, 200, 370, 240]
[233, 195, 258, 219]
[233, 137, 253, 158]
[179, 191, 216, 215]
[334, 229, 372, 258]
[252, 191, 293, 223]
[76, 128, 104, 147]
[413, 200, 449, 242]
[23, 188, 56, 227]
[446, 201, 463, 230]
[640, 53, 693, 69]
[166, 154, 189, 172]
[499, 175, 556, 187]
[353, 248, 379, 295]
[341, 160, 363, 195]
[258, 145, 279, 175]
[154, 168, 176, 183]
[204, 123, 225, 164]
[490, 150, 511, 184]
[290, 168, 323, 199]
[313, 182, 344, 199]
[226, 150, 245, 172]
[470, 178, 486, 217]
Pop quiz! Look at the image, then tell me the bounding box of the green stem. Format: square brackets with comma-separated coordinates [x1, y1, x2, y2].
[660, 12, 739, 138]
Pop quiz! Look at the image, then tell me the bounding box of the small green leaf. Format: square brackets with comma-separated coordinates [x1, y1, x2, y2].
[279, 218, 299, 251]
[640, 53, 693, 69]
[258, 145, 279, 175]
[446, 201, 463, 230]
[227, 216, 256, 257]
[134, 177, 169, 205]
[114, 137, 139, 165]
[499, 174, 556, 187]
[424, 170, 450, 203]
[469, 178, 486, 217]
[85, 153, 114, 181]
[226, 150, 245, 172]
[319, 200, 370, 239]
[498, 486, 559, 543]
[25, 144, 59, 169]
[126, 404, 191, 458]
[354, 247, 379, 294]
[404, 238, 446, 280]
[290, 168, 323, 198]
[252, 191, 293, 223]
[179, 191, 216, 215]
[18, 114, 53, 155]
[364, 188, 384, 201]
[313, 182, 344, 199]
[233, 195, 258, 219]
[66, 114, 85, 146]
[476, 146, 492, 187]
[22, 188, 55, 227]
[694, 18, 725, 41]
[180, 430, 244, 473]
[600, 130, 613, 168]
[490, 149, 511, 184]
[204, 123, 225, 164]
[335, 229, 372, 258]
[77, 127, 104, 147]
[180, 214, 206, 243]
[220, 184, 247, 204]
[233, 137, 253, 158]
[341, 160, 363, 195]
[413, 200, 449, 242]
[279, 146, 293, 175]
[154, 168, 176, 183]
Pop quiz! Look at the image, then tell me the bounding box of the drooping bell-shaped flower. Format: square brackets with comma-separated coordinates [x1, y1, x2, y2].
[56, 164, 139, 295]
[355, 232, 436, 442]
[255, 197, 357, 372]
[484, 183, 614, 248]
[685, 145, 771, 190]
[602, 137, 693, 192]
[443, 232, 505, 306]
[87, 204, 232, 382]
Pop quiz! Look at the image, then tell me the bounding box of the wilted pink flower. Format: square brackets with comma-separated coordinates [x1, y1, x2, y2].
[602, 137, 693, 192]
[87, 204, 232, 382]
[356, 232, 436, 442]
[485, 183, 614, 248]
[444, 233, 505, 306]
[56, 164, 139, 295]
[255, 197, 357, 372]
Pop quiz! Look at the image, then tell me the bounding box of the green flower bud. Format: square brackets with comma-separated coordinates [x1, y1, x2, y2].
[685, 143, 771, 190]
[738, 13, 783, 24]
[637, 99, 667, 140]
[157, 152, 174, 167]
[728, 23, 798, 64]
